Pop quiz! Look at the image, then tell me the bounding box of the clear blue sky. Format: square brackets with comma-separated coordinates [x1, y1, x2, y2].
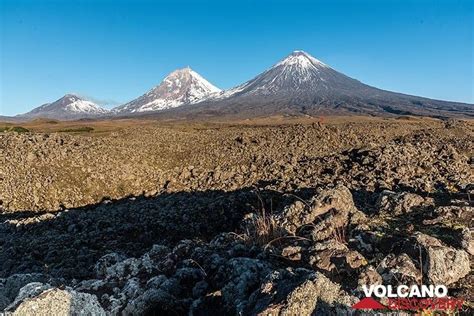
[1, 0, 472, 116]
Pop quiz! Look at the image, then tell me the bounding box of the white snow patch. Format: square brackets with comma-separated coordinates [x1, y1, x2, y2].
[65, 99, 109, 113]
[115, 67, 221, 113]
[210, 50, 330, 100]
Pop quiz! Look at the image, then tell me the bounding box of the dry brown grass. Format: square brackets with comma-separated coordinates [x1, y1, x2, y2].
[241, 188, 313, 249]
[241, 188, 286, 247]
[242, 211, 312, 252]
[331, 225, 348, 244]
[243, 211, 285, 247]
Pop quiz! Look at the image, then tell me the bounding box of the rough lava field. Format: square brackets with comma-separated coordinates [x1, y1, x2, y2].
[0, 117, 473, 315]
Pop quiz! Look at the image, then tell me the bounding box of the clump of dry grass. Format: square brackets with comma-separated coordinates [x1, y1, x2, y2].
[331, 225, 347, 244]
[243, 211, 286, 247]
[241, 188, 287, 247]
[241, 188, 313, 249]
[242, 211, 312, 252]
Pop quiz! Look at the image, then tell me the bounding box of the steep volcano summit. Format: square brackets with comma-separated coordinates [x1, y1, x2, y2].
[114, 67, 220, 113]
[218, 50, 362, 97]
[21, 94, 109, 120]
[190, 51, 473, 118]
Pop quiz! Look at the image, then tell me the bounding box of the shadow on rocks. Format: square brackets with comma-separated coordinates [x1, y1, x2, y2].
[0, 187, 297, 280]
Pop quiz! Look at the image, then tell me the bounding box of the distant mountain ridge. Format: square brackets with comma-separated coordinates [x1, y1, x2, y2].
[15, 51, 474, 120]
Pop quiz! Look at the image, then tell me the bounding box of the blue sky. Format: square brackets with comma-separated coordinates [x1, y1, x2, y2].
[0, 0, 472, 116]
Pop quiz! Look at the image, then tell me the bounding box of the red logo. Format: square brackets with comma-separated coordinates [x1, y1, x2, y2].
[351, 297, 465, 311]
[352, 297, 386, 310]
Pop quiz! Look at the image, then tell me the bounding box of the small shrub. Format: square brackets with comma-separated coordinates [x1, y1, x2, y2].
[11, 126, 29, 133]
[0, 126, 29, 133]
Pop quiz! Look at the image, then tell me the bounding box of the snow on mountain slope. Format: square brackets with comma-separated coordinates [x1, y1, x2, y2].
[21, 94, 110, 120]
[114, 68, 220, 113]
[198, 50, 474, 118]
[214, 50, 363, 100]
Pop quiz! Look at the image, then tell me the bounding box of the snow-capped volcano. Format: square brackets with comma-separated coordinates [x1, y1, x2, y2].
[216, 50, 366, 99]
[114, 68, 220, 113]
[21, 94, 110, 120]
[197, 50, 473, 117]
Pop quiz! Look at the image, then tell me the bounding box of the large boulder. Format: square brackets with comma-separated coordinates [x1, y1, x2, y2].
[423, 206, 473, 226]
[376, 190, 431, 216]
[247, 269, 356, 315]
[377, 253, 422, 286]
[308, 240, 367, 273]
[275, 185, 357, 240]
[414, 233, 470, 285]
[12, 287, 105, 316]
